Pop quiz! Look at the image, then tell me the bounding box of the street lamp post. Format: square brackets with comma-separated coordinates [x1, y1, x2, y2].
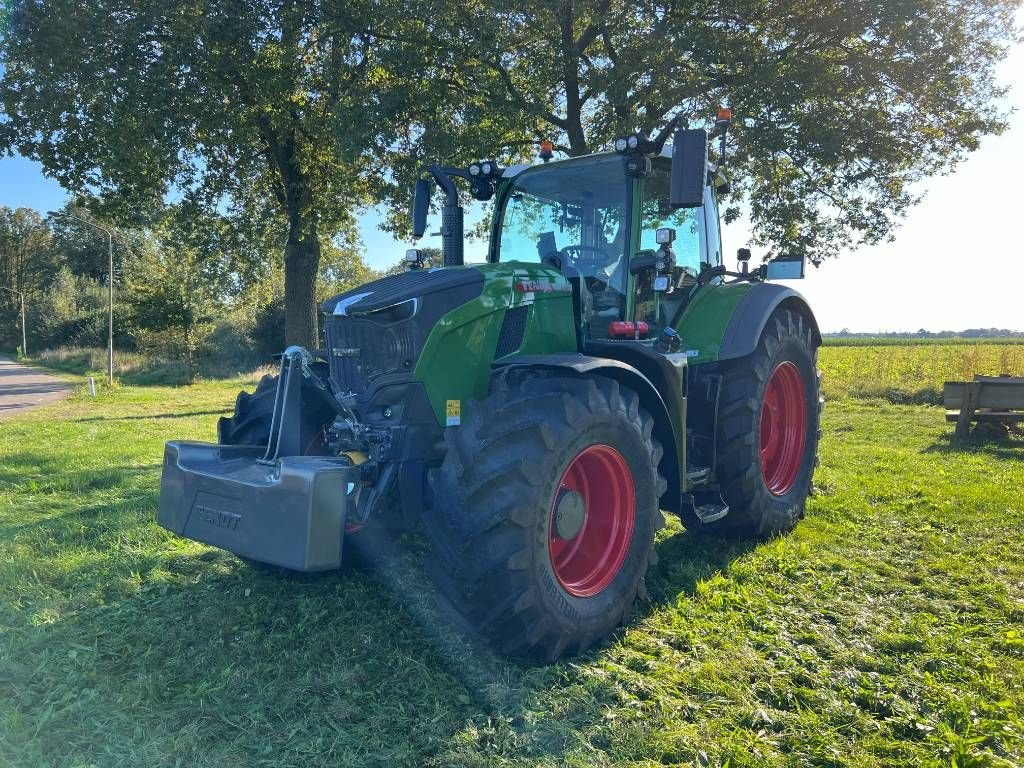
[0, 286, 26, 356]
[49, 211, 115, 385]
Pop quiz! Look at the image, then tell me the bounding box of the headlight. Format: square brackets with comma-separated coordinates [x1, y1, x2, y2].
[614, 137, 628, 153]
[627, 134, 639, 150]
[468, 163, 481, 176]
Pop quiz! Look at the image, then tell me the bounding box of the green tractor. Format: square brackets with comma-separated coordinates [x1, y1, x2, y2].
[158, 111, 822, 661]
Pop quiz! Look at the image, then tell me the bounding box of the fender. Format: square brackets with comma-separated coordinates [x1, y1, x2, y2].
[718, 283, 821, 361]
[493, 353, 684, 514]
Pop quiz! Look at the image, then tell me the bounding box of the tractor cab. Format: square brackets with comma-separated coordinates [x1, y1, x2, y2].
[488, 150, 721, 343]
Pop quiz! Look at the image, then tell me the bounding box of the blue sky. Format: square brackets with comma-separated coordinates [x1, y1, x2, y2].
[1, 42, 1021, 333]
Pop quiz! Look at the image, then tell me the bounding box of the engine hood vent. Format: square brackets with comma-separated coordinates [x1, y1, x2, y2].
[321, 267, 484, 316]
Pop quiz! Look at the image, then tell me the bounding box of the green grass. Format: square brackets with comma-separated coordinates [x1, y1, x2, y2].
[1, 372, 1023, 766]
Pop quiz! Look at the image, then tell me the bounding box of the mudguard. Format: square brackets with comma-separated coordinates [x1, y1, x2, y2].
[718, 284, 821, 361]
[493, 351, 685, 514]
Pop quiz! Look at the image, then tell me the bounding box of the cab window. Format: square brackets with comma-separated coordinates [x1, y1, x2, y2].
[497, 156, 631, 334]
[639, 164, 703, 272]
[634, 163, 709, 330]
[703, 185, 722, 266]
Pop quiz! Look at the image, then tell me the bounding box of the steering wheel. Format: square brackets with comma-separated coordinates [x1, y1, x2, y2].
[559, 244, 614, 271]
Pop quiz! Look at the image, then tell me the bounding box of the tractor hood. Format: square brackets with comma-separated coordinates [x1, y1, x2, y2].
[321, 266, 484, 317]
[321, 266, 487, 395]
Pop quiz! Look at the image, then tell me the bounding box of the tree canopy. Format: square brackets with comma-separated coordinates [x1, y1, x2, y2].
[0, 0, 427, 347]
[1, 0, 1020, 350]
[423, 0, 1021, 261]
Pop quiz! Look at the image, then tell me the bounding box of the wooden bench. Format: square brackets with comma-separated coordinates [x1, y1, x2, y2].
[944, 375, 1024, 437]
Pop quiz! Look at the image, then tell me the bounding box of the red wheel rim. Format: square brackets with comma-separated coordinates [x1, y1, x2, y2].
[548, 444, 635, 598]
[759, 361, 807, 496]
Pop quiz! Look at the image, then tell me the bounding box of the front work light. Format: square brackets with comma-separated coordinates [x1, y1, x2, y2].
[615, 132, 655, 155]
[655, 227, 676, 245]
[405, 248, 426, 269]
[468, 163, 482, 176]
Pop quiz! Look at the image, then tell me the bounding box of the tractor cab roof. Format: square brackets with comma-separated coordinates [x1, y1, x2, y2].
[501, 144, 674, 181]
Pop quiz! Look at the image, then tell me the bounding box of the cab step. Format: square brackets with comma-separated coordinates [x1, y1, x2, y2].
[685, 466, 712, 485]
[682, 490, 730, 525]
[693, 501, 729, 524]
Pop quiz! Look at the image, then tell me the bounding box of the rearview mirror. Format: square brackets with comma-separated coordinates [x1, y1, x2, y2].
[412, 178, 431, 238]
[670, 129, 707, 209]
[765, 255, 805, 280]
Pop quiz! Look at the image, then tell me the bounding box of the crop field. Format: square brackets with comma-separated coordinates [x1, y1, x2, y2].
[1, 344, 1022, 767]
[818, 342, 1024, 404]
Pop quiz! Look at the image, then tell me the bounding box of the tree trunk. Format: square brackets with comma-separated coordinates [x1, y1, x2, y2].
[257, 114, 322, 351]
[284, 227, 321, 349]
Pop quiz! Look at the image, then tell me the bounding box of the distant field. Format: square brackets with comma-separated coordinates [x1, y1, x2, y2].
[819, 342, 1024, 404]
[823, 337, 1024, 346]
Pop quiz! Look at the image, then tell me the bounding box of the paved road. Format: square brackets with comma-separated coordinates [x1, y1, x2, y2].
[0, 356, 73, 418]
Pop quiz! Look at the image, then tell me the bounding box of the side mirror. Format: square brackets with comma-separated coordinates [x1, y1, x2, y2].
[670, 128, 707, 209]
[412, 178, 431, 238]
[765, 254, 805, 280]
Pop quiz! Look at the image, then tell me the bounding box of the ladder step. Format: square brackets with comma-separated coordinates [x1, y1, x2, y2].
[693, 502, 729, 524]
[686, 466, 711, 484]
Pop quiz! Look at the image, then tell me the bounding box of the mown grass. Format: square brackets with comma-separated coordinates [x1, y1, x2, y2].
[1, 363, 1023, 766]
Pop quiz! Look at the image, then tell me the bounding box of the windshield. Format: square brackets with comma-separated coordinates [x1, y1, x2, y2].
[497, 156, 630, 299]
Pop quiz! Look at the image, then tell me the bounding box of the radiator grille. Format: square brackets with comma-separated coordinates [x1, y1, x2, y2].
[328, 318, 419, 393]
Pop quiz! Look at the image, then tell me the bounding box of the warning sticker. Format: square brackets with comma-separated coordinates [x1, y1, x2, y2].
[446, 399, 461, 426]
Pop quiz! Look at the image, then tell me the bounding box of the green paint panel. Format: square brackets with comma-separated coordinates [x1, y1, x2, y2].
[674, 283, 753, 364]
[414, 262, 578, 424]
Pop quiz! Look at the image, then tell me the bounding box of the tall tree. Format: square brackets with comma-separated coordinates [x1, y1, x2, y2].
[423, 0, 1021, 261]
[0, 207, 52, 348]
[0, 0, 417, 348]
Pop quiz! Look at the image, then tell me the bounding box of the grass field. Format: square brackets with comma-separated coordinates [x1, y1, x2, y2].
[1, 349, 1023, 767]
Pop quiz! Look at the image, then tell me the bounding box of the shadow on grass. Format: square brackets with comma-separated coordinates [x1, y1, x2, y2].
[648, 527, 756, 602]
[923, 429, 1024, 460]
[70, 409, 231, 423]
[0, 451, 160, 492]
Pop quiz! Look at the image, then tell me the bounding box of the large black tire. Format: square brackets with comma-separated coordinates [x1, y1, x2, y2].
[709, 307, 821, 538]
[425, 373, 666, 662]
[217, 373, 335, 451]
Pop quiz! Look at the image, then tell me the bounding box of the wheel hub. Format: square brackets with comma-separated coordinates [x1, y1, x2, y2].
[548, 444, 636, 598]
[553, 490, 586, 540]
[759, 361, 808, 496]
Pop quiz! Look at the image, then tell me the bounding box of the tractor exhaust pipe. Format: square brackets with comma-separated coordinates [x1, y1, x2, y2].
[428, 164, 464, 267]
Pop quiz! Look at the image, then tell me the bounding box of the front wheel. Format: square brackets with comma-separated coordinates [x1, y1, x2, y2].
[425, 373, 666, 661]
[708, 308, 821, 538]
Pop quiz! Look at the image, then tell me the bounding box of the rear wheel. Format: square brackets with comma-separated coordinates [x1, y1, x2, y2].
[707, 308, 821, 538]
[425, 373, 666, 661]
